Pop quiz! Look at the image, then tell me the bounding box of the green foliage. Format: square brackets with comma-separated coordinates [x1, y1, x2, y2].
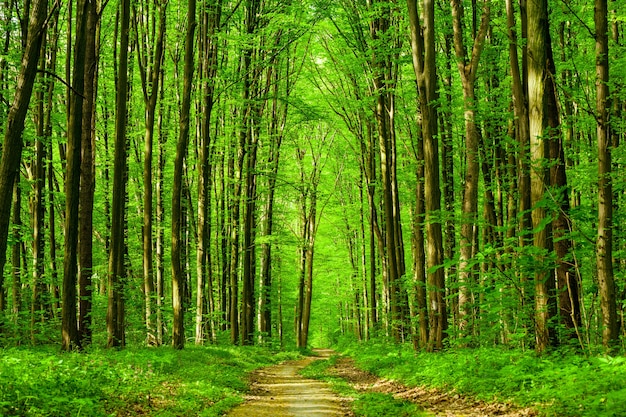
[341, 339, 626, 417]
[0, 345, 299, 416]
[352, 393, 425, 417]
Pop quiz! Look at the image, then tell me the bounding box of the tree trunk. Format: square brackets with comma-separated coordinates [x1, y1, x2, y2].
[0, 0, 48, 330]
[368, 0, 405, 341]
[108, 0, 131, 348]
[407, 0, 447, 350]
[195, 0, 221, 346]
[155, 71, 166, 346]
[505, 0, 533, 336]
[451, 0, 490, 340]
[172, 0, 196, 350]
[78, 0, 99, 347]
[135, 0, 167, 346]
[527, 0, 556, 353]
[595, 0, 619, 351]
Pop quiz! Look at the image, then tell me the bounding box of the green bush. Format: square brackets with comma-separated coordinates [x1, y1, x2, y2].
[341, 339, 626, 417]
[0, 345, 297, 417]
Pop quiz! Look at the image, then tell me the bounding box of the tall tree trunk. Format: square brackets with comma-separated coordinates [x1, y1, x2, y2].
[78, 0, 99, 347]
[195, 0, 221, 346]
[595, 0, 619, 351]
[135, 0, 167, 346]
[62, 0, 87, 352]
[31, 27, 49, 337]
[368, 0, 405, 341]
[407, 0, 447, 350]
[155, 71, 167, 345]
[527, 0, 556, 352]
[451, 0, 490, 340]
[295, 139, 323, 349]
[172, 0, 196, 350]
[0, 0, 48, 331]
[108, 0, 131, 348]
[11, 183, 22, 326]
[505, 0, 533, 336]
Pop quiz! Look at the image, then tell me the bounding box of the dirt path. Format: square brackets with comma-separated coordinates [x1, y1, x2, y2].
[227, 351, 537, 417]
[226, 349, 352, 417]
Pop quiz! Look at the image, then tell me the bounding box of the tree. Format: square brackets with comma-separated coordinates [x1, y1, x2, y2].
[367, 0, 407, 341]
[77, 0, 99, 347]
[527, 0, 557, 352]
[108, 0, 131, 348]
[294, 126, 330, 348]
[63, 0, 89, 351]
[407, 0, 447, 350]
[195, 0, 222, 346]
[450, 0, 490, 340]
[0, 0, 49, 333]
[595, 0, 619, 350]
[134, 0, 167, 346]
[171, 0, 196, 350]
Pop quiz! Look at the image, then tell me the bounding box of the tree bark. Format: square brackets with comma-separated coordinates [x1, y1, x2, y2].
[135, 0, 167, 346]
[407, 0, 447, 350]
[595, 0, 619, 351]
[78, 0, 99, 347]
[195, 0, 221, 346]
[0, 0, 48, 330]
[450, 0, 490, 340]
[108, 0, 131, 348]
[62, 0, 88, 352]
[527, 0, 556, 353]
[172, 0, 196, 350]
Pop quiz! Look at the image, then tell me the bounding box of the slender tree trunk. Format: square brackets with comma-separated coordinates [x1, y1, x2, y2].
[31, 31, 48, 337]
[195, 0, 221, 346]
[11, 183, 22, 325]
[0, 0, 48, 330]
[595, 0, 619, 351]
[505, 0, 533, 336]
[155, 71, 166, 345]
[135, 0, 167, 346]
[407, 0, 447, 350]
[62, 0, 90, 351]
[108, 0, 131, 348]
[368, 0, 405, 341]
[172, 0, 196, 350]
[527, 0, 556, 352]
[451, 0, 490, 340]
[78, 0, 99, 347]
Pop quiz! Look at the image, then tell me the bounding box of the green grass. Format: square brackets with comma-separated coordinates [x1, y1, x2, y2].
[340, 339, 626, 417]
[0, 344, 299, 417]
[300, 354, 427, 417]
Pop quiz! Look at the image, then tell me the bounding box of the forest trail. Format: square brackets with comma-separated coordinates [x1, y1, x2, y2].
[226, 349, 352, 417]
[227, 350, 538, 417]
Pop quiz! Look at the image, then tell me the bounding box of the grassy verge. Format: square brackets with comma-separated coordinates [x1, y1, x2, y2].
[340, 339, 626, 417]
[0, 344, 299, 417]
[300, 354, 427, 417]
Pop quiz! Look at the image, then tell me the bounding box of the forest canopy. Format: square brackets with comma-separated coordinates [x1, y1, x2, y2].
[0, 0, 624, 356]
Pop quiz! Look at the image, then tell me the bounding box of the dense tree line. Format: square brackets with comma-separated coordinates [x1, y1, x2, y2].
[0, 0, 623, 354]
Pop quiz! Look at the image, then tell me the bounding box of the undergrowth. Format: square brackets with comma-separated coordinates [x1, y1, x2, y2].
[340, 339, 626, 417]
[300, 355, 427, 417]
[0, 344, 298, 417]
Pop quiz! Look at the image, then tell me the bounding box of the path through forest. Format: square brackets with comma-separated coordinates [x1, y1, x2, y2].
[227, 349, 537, 417]
[227, 349, 351, 416]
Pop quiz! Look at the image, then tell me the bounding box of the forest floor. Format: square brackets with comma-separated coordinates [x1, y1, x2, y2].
[326, 355, 538, 417]
[226, 349, 538, 417]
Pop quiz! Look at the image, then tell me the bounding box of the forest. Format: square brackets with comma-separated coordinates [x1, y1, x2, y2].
[0, 0, 625, 415]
